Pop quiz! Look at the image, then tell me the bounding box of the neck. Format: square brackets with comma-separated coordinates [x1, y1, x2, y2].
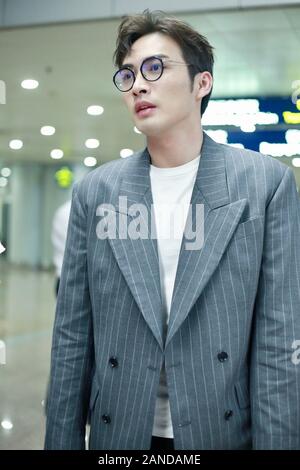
[147, 123, 203, 168]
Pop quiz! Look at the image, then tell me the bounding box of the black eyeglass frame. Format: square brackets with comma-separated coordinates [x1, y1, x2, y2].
[113, 55, 193, 92]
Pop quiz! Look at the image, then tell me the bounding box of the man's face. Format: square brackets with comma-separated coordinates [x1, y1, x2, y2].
[120, 32, 203, 138]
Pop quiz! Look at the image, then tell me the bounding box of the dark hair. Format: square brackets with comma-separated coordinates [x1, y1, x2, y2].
[113, 9, 214, 115]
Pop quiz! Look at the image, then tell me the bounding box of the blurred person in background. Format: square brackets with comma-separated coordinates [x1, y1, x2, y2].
[51, 200, 71, 296]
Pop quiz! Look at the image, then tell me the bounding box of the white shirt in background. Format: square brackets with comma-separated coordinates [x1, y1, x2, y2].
[51, 200, 71, 277]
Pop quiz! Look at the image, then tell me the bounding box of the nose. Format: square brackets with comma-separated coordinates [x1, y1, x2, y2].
[131, 70, 149, 96]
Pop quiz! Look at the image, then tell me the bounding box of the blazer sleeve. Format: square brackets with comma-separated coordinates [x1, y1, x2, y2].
[250, 166, 300, 449]
[44, 183, 94, 449]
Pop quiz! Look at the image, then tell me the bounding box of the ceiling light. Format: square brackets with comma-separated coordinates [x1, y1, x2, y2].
[120, 149, 134, 158]
[85, 139, 99, 149]
[0, 177, 8, 188]
[1, 168, 11, 177]
[134, 126, 142, 134]
[87, 105, 104, 116]
[84, 157, 97, 167]
[50, 149, 64, 159]
[1, 420, 13, 430]
[41, 126, 55, 136]
[21, 79, 39, 90]
[9, 139, 23, 150]
[292, 158, 300, 167]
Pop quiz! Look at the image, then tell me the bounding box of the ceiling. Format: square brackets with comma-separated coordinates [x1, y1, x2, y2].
[0, 5, 300, 172]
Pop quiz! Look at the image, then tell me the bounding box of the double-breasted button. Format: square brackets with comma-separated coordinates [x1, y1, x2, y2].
[218, 351, 228, 362]
[224, 410, 233, 421]
[109, 357, 118, 368]
[102, 414, 111, 424]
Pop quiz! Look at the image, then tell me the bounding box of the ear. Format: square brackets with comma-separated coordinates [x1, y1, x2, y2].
[194, 71, 213, 101]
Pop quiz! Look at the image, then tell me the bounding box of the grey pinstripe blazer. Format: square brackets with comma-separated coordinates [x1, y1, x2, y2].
[45, 133, 300, 450]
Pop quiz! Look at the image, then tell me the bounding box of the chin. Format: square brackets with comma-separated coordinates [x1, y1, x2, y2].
[137, 121, 166, 138]
[141, 128, 162, 138]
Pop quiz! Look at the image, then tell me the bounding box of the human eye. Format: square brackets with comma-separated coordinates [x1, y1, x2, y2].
[120, 69, 133, 81]
[150, 61, 161, 72]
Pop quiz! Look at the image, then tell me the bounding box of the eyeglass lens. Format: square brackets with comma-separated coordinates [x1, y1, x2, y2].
[114, 57, 163, 91]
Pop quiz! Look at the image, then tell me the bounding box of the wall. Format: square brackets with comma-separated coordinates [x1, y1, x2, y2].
[5, 163, 87, 268]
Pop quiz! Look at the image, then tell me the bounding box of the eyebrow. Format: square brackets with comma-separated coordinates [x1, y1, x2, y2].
[121, 54, 170, 69]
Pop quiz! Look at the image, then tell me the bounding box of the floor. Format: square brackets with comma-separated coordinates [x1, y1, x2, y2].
[0, 258, 56, 449]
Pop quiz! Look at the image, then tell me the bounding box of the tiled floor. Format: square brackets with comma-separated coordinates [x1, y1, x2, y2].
[0, 259, 56, 449]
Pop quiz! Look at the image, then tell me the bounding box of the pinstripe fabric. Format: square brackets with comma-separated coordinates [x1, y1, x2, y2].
[45, 133, 300, 450]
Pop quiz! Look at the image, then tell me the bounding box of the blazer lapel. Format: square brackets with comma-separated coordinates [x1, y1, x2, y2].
[107, 149, 164, 351]
[166, 134, 247, 347]
[107, 133, 247, 351]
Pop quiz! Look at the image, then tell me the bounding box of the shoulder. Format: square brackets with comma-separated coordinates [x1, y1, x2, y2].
[72, 149, 145, 207]
[221, 142, 287, 177]
[220, 142, 291, 204]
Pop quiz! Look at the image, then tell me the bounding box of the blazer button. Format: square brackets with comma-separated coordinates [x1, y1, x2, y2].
[218, 351, 228, 362]
[109, 357, 118, 368]
[224, 410, 233, 421]
[102, 414, 111, 424]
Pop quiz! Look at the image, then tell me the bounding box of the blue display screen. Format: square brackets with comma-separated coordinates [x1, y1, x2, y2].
[204, 96, 300, 152]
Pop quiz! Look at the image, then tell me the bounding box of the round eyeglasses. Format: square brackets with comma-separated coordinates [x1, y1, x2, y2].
[113, 55, 192, 92]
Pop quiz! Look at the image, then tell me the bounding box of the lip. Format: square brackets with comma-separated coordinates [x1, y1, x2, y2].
[136, 107, 156, 118]
[134, 101, 156, 114]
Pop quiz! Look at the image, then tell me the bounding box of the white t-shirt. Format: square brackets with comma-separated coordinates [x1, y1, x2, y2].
[149, 154, 201, 438]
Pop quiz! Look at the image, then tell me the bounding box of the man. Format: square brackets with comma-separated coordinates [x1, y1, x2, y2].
[45, 10, 300, 450]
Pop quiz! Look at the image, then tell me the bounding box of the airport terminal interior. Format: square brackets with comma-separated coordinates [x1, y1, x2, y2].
[1, 0, 300, 449]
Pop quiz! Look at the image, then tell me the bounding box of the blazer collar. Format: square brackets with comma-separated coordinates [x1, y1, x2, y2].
[116, 132, 230, 212]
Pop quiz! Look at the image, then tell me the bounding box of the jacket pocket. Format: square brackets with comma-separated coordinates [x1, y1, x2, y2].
[234, 376, 250, 409]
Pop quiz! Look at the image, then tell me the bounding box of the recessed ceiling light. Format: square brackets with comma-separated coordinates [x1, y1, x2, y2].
[9, 139, 23, 150]
[21, 79, 39, 90]
[1, 420, 13, 430]
[0, 177, 8, 188]
[120, 149, 134, 158]
[84, 157, 97, 167]
[1, 168, 11, 177]
[87, 105, 104, 116]
[41, 126, 55, 136]
[134, 126, 142, 134]
[50, 149, 64, 159]
[85, 139, 99, 149]
[292, 157, 300, 168]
